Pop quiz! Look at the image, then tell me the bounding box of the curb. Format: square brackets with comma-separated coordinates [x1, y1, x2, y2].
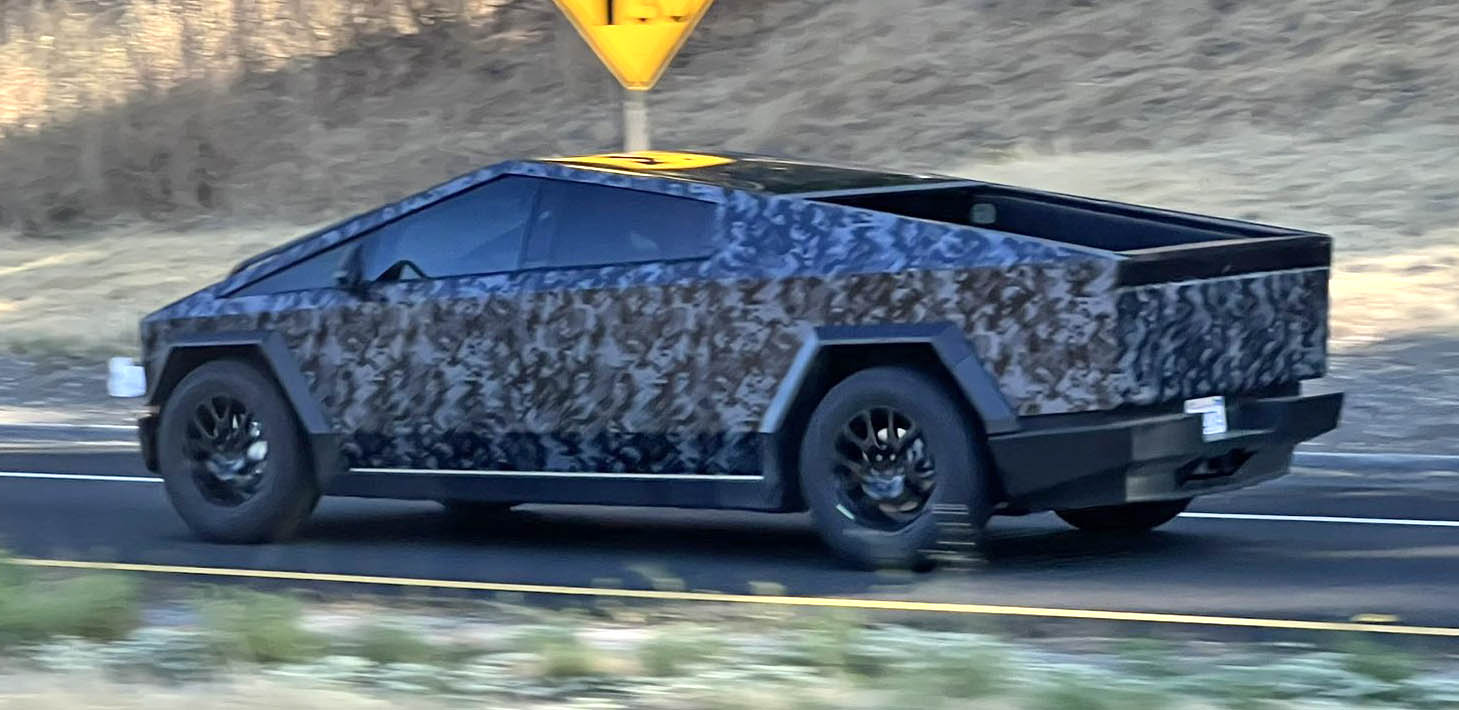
[1293, 451, 1459, 473]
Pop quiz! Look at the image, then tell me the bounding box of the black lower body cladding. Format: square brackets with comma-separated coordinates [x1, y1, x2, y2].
[985, 390, 1343, 512]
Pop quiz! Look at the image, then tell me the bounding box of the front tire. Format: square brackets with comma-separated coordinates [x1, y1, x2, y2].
[798, 366, 990, 570]
[1056, 499, 1190, 532]
[157, 359, 319, 543]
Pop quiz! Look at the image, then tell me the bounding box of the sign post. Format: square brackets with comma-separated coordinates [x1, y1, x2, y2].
[553, 0, 717, 151]
[623, 89, 650, 151]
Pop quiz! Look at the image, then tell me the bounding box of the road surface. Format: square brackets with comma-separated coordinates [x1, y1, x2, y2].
[1, 425, 1456, 636]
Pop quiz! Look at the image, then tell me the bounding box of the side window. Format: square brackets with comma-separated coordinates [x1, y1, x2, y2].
[364, 176, 541, 281]
[234, 176, 541, 296]
[233, 241, 352, 296]
[525, 181, 714, 269]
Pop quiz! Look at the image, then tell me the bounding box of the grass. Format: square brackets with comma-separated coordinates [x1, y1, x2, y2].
[1338, 637, 1418, 685]
[907, 645, 1009, 700]
[1026, 673, 1173, 710]
[0, 556, 141, 646]
[790, 611, 888, 677]
[519, 627, 609, 678]
[196, 588, 326, 664]
[638, 625, 724, 676]
[351, 623, 446, 666]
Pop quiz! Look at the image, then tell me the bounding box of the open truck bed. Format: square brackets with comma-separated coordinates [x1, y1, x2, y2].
[813, 181, 1330, 285]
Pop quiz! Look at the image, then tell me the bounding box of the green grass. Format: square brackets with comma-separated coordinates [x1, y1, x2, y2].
[909, 646, 1008, 699]
[1025, 673, 1172, 710]
[792, 611, 890, 677]
[351, 622, 446, 665]
[196, 588, 326, 664]
[638, 625, 723, 676]
[0, 556, 141, 646]
[1338, 637, 1419, 685]
[519, 627, 608, 678]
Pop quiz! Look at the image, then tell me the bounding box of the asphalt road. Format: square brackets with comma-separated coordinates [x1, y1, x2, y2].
[2, 430, 1457, 633]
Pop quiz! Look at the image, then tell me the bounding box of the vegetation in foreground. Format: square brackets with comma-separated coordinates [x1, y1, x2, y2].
[1, 555, 1458, 708]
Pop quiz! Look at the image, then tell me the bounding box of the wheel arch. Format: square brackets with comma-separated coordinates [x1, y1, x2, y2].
[758, 323, 1019, 510]
[144, 331, 343, 483]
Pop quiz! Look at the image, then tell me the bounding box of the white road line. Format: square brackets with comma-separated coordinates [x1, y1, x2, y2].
[0, 471, 160, 483]
[0, 441, 140, 449]
[0, 472, 1455, 530]
[0, 423, 136, 431]
[1181, 512, 1459, 528]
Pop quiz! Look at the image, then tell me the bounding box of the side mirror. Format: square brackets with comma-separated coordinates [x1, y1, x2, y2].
[332, 243, 368, 296]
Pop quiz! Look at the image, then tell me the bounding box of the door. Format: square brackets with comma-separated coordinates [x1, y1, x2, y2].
[236, 175, 545, 470]
[512, 178, 725, 474]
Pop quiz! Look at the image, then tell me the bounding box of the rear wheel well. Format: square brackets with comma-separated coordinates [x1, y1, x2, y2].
[772, 343, 1002, 511]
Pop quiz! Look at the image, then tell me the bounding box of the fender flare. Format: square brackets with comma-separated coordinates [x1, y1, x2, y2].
[143, 331, 343, 482]
[758, 322, 1020, 436]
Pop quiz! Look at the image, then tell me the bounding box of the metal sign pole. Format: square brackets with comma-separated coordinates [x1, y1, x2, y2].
[623, 89, 650, 151]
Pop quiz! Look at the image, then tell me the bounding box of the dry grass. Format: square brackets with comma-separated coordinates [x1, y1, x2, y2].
[1, 0, 1456, 234]
[0, 222, 294, 356]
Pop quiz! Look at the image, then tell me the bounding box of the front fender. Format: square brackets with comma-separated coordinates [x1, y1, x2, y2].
[142, 331, 343, 483]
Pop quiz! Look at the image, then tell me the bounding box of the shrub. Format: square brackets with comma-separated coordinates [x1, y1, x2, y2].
[0, 557, 141, 646]
[352, 622, 444, 665]
[638, 626, 723, 676]
[196, 588, 326, 664]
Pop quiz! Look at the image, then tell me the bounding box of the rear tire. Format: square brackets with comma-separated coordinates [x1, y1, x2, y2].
[1055, 499, 1190, 532]
[157, 359, 319, 543]
[798, 366, 990, 571]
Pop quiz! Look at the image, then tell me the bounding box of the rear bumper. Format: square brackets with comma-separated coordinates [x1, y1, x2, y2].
[986, 391, 1343, 511]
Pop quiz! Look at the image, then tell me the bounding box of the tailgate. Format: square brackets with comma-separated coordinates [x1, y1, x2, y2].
[1114, 250, 1331, 407]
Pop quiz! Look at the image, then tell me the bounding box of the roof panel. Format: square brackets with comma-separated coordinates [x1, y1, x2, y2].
[536, 151, 959, 194]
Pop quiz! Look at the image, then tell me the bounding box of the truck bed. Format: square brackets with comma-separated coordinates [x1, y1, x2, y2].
[811, 182, 1330, 285]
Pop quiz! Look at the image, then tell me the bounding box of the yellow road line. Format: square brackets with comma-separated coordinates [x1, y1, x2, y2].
[14, 557, 1459, 638]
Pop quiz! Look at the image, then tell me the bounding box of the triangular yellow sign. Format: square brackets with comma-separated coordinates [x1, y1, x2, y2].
[554, 0, 716, 91]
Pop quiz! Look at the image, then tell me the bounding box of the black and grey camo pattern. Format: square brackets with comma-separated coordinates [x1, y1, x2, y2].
[1115, 267, 1328, 405]
[141, 160, 1328, 473]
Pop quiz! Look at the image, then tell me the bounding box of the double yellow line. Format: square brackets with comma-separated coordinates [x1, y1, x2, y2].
[15, 557, 1458, 638]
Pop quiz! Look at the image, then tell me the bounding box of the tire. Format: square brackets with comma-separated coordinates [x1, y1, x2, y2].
[156, 359, 319, 543]
[1055, 499, 1191, 532]
[798, 366, 991, 571]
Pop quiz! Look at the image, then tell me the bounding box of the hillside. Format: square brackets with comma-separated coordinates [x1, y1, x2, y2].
[0, 0, 1456, 235]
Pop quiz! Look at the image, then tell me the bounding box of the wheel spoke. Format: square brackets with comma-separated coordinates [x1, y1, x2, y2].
[892, 423, 919, 454]
[831, 450, 869, 477]
[192, 408, 214, 440]
[841, 420, 873, 455]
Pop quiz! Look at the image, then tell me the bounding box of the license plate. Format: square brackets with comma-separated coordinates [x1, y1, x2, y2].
[1184, 396, 1228, 438]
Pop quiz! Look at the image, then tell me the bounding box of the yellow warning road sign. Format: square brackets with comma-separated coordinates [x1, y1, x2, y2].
[554, 0, 717, 91]
[546, 150, 735, 171]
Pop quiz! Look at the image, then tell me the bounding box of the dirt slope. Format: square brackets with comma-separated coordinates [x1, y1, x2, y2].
[0, 0, 1456, 234]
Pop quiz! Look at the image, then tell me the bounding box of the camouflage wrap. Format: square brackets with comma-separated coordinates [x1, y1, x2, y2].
[1115, 267, 1329, 405]
[141, 160, 1327, 474]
